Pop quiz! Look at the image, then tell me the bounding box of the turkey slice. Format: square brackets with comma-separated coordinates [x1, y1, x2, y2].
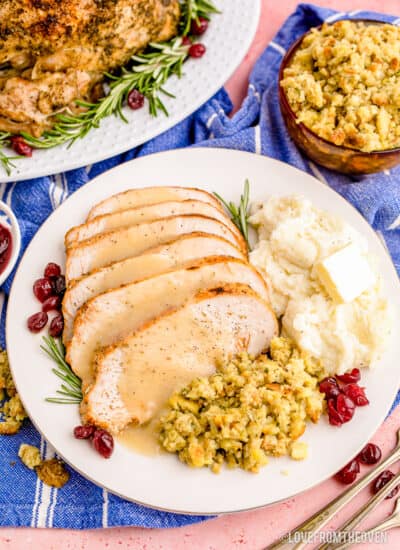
[67, 257, 272, 389]
[65, 215, 246, 282]
[87, 186, 223, 220]
[83, 284, 277, 434]
[62, 233, 245, 343]
[65, 200, 237, 248]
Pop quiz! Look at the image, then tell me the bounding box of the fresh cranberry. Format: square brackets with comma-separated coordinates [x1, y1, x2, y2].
[44, 262, 61, 278]
[190, 17, 209, 36]
[10, 136, 33, 157]
[188, 43, 206, 58]
[33, 277, 54, 302]
[181, 36, 192, 46]
[51, 275, 66, 297]
[127, 89, 145, 110]
[74, 425, 95, 439]
[319, 377, 340, 399]
[336, 459, 360, 484]
[336, 368, 361, 384]
[42, 295, 61, 312]
[343, 383, 369, 406]
[336, 394, 355, 422]
[92, 429, 114, 459]
[49, 313, 64, 337]
[372, 470, 399, 499]
[27, 311, 48, 333]
[358, 443, 382, 465]
[327, 398, 343, 426]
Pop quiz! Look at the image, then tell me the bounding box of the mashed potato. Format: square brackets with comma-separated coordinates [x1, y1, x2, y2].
[249, 195, 391, 375]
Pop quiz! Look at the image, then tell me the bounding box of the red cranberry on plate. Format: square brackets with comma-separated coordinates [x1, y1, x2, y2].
[336, 394, 355, 423]
[44, 262, 61, 278]
[372, 470, 399, 499]
[358, 443, 382, 465]
[343, 383, 369, 406]
[336, 459, 360, 484]
[42, 295, 61, 312]
[10, 136, 33, 157]
[188, 43, 206, 58]
[190, 17, 209, 36]
[319, 377, 340, 399]
[33, 277, 54, 303]
[92, 429, 114, 459]
[327, 398, 344, 426]
[336, 368, 361, 384]
[27, 311, 48, 333]
[181, 36, 192, 46]
[49, 313, 64, 337]
[74, 425, 96, 440]
[51, 275, 66, 297]
[127, 89, 145, 110]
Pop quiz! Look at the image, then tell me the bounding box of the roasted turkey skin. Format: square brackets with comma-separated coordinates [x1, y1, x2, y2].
[0, 0, 180, 136]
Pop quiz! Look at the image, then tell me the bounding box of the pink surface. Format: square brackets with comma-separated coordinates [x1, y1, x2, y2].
[2, 1, 400, 548]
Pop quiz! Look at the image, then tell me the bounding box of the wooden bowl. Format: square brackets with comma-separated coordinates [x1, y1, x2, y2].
[279, 20, 400, 176]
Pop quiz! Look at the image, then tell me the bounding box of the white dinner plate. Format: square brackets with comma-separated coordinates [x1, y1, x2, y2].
[6, 149, 400, 515]
[0, 0, 260, 183]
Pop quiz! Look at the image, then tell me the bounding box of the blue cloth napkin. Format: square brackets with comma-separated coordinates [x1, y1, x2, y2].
[0, 2, 399, 529]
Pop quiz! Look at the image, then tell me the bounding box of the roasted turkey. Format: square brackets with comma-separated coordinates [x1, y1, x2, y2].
[0, 0, 180, 136]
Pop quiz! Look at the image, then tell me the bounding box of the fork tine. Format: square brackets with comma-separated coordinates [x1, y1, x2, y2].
[267, 428, 400, 550]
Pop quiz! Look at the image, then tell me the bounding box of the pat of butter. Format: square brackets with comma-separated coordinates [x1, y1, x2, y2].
[315, 244, 375, 303]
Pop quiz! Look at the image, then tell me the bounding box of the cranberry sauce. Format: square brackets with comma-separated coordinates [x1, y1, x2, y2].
[0, 223, 12, 275]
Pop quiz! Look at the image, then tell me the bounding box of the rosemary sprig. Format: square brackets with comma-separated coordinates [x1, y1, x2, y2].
[22, 38, 190, 150]
[41, 336, 82, 404]
[0, 132, 21, 176]
[214, 179, 251, 248]
[181, 0, 221, 35]
[0, 0, 220, 170]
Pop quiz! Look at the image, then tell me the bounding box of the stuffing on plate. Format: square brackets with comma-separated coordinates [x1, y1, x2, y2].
[250, 195, 392, 375]
[159, 337, 325, 473]
[280, 20, 400, 152]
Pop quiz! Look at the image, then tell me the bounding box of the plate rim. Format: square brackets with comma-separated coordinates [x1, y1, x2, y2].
[1, 0, 261, 183]
[6, 147, 400, 515]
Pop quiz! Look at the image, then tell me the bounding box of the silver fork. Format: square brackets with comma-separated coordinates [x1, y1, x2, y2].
[266, 428, 400, 550]
[326, 495, 400, 550]
[317, 469, 400, 550]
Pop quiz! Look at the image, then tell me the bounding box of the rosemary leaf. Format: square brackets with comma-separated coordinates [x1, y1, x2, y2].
[45, 398, 82, 405]
[214, 179, 251, 249]
[41, 336, 83, 404]
[0, 133, 21, 176]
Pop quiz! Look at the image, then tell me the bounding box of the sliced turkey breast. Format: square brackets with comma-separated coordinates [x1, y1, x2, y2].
[87, 186, 223, 220]
[62, 234, 245, 343]
[67, 257, 273, 389]
[83, 284, 278, 434]
[66, 200, 238, 248]
[65, 215, 247, 282]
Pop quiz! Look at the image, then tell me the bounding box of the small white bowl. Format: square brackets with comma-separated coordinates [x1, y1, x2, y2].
[0, 200, 21, 286]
